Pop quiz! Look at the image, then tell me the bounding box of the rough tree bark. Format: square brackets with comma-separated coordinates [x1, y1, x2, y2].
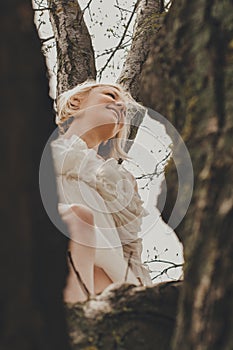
[66, 282, 181, 350]
[0, 2, 70, 349]
[118, 0, 164, 100]
[140, 0, 233, 349]
[48, 0, 97, 95]
[117, 0, 165, 148]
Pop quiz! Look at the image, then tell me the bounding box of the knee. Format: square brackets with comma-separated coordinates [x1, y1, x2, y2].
[59, 204, 95, 244]
[69, 204, 94, 226]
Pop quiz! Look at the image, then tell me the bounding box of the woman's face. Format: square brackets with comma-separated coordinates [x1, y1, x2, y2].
[70, 85, 127, 143]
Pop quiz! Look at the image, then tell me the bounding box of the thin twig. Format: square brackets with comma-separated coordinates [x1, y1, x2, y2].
[165, 0, 172, 10]
[82, 0, 94, 13]
[96, 39, 131, 59]
[137, 149, 172, 190]
[146, 258, 182, 266]
[79, 0, 94, 25]
[136, 150, 172, 181]
[98, 0, 140, 80]
[124, 251, 133, 282]
[151, 264, 183, 281]
[33, 7, 51, 11]
[114, 4, 132, 13]
[40, 36, 54, 44]
[67, 251, 91, 299]
[34, 0, 45, 8]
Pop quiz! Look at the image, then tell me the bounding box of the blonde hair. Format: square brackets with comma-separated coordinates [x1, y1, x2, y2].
[55, 79, 145, 161]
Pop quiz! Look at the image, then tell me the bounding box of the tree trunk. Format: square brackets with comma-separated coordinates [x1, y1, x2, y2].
[140, 0, 233, 348]
[0, 2, 70, 349]
[48, 0, 96, 95]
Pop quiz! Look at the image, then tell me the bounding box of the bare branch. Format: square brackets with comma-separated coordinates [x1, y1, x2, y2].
[118, 0, 164, 98]
[33, 7, 51, 11]
[79, 0, 94, 25]
[37, 20, 45, 31]
[41, 41, 56, 55]
[82, 0, 94, 13]
[114, 3, 133, 14]
[165, 0, 172, 10]
[146, 259, 182, 266]
[151, 264, 183, 281]
[40, 35, 54, 44]
[136, 148, 172, 189]
[34, 0, 44, 6]
[98, 0, 139, 80]
[144, 256, 183, 281]
[96, 39, 131, 59]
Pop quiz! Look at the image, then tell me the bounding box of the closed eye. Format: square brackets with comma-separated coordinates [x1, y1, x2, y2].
[106, 92, 116, 99]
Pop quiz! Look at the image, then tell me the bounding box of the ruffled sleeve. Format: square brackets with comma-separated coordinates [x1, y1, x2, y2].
[95, 158, 149, 238]
[50, 134, 87, 177]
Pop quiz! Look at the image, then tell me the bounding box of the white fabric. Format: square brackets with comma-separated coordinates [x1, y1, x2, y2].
[51, 134, 153, 286]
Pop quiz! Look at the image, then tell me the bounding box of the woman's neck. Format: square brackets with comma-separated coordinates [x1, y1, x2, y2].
[63, 118, 100, 151]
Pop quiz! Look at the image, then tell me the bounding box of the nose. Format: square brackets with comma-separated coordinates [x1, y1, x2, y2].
[115, 101, 125, 108]
[115, 101, 126, 118]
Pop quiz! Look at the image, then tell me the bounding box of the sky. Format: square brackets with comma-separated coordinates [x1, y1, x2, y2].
[34, 0, 184, 283]
[79, 0, 137, 81]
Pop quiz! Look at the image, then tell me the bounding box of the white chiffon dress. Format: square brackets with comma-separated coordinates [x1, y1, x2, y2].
[51, 134, 153, 287]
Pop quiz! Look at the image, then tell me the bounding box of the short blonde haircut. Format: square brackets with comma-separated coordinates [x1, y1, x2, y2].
[55, 79, 145, 160]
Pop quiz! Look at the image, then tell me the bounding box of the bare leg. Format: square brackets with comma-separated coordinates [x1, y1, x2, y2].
[59, 204, 140, 302]
[61, 205, 96, 303]
[94, 266, 113, 294]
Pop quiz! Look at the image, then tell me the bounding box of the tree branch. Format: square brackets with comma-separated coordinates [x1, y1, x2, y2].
[48, 0, 96, 95]
[114, 2, 133, 14]
[151, 264, 183, 281]
[78, 0, 94, 25]
[96, 39, 131, 59]
[98, 0, 140, 80]
[117, 0, 164, 99]
[115, 0, 165, 155]
[147, 259, 182, 266]
[136, 148, 172, 189]
[33, 7, 51, 11]
[40, 35, 54, 44]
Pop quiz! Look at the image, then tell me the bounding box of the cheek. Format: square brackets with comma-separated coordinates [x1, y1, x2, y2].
[100, 108, 118, 124]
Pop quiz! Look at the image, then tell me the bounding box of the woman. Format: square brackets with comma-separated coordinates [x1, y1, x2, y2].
[51, 80, 152, 303]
